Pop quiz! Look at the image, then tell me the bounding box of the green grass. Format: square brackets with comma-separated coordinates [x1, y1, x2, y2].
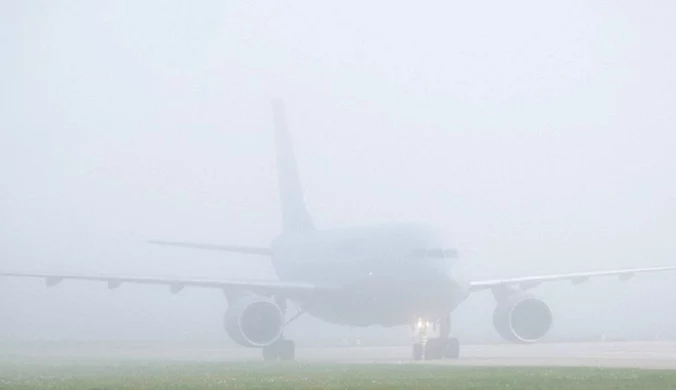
[1, 361, 676, 389]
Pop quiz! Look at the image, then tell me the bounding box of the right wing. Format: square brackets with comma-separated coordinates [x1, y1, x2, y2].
[468, 265, 676, 292]
[0, 271, 334, 298]
[147, 240, 271, 256]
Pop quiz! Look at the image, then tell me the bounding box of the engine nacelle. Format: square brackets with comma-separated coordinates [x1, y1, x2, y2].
[493, 294, 553, 343]
[224, 296, 284, 348]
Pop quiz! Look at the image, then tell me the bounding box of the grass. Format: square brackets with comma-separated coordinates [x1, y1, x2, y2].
[1, 361, 676, 389]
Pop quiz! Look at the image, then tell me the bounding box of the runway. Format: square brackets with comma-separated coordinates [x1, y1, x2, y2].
[4, 341, 676, 369]
[299, 342, 676, 369]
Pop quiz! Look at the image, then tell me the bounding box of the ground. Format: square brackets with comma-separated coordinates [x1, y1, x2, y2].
[2, 341, 676, 389]
[1, 362, 676, 389]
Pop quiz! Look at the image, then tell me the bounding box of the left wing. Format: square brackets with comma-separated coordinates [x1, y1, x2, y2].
[0, 272, 336, 297]
[147, 240, 272, 256]
[469, 266, 676, 293]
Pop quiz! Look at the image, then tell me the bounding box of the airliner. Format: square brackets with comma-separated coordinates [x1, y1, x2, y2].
[3, 100, 675, 361]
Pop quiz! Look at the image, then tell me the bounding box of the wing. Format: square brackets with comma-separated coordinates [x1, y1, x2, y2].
[147, 240, 271, 255]
[468, 266, 676, 292]
[0, 271, 334, 297]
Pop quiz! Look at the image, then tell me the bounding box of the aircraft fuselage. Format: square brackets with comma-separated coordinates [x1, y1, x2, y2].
[270, 223, 469, 326]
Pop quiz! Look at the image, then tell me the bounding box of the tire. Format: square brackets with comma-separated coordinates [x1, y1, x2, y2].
[262, 344, 279, 361]
[279, 339, 295, 361]
[443, 338, 460, 359]
[412, 343, 424, 361]
[424, 339, 443, 360]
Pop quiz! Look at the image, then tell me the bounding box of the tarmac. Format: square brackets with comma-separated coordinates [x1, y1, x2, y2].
[3, 341, 676, 369]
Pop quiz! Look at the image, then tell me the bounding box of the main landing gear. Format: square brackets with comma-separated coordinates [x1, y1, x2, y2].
[411, 315, 460, 360]
[262, 298, 304, 361]
[263, 339, 295, 361]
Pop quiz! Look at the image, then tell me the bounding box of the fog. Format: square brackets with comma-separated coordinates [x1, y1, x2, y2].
[1, 1, 675, 346]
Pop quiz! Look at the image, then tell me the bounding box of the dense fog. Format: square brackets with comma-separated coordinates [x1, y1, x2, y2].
[1, 1, 675, 346]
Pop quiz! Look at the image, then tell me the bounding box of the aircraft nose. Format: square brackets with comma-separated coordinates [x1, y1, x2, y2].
[418, 265, 469, 302]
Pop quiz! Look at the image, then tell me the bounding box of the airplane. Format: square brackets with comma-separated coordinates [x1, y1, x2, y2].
[3, 100, 676, 361]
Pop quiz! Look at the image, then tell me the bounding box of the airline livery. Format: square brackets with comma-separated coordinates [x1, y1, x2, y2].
[3, 101, 675, 361]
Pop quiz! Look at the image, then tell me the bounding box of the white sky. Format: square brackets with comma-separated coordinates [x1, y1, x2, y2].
[1, 1, 675, 343]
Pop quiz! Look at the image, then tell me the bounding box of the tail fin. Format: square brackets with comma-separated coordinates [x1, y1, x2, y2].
[272, 99, 315, 232]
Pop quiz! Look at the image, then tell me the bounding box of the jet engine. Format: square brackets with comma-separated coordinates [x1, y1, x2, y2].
[493, 294, 552, 343]
[224, 296, 284, 348]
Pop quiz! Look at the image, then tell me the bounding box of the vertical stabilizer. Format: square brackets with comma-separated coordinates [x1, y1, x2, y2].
[272, 99, 315, 232]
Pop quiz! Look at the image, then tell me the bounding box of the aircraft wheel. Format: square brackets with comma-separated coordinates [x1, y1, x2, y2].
[412, 343, 424, 361]
[262, 339, 296, 361]
[279, 339, 295, 361]
[424, 339, 443, 360]
[443, 338, 460, 359]
[262, 344, 279, 361]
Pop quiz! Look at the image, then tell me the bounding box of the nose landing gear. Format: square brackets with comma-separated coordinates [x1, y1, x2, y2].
[411, 315, 459, 360]
[423, 337, 459, 360]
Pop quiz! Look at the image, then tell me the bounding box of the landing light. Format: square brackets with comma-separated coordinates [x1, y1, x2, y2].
[414, 319, 432, 330]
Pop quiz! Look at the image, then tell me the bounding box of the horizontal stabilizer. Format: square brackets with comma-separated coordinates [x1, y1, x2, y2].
[147, 240, 271, 256]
